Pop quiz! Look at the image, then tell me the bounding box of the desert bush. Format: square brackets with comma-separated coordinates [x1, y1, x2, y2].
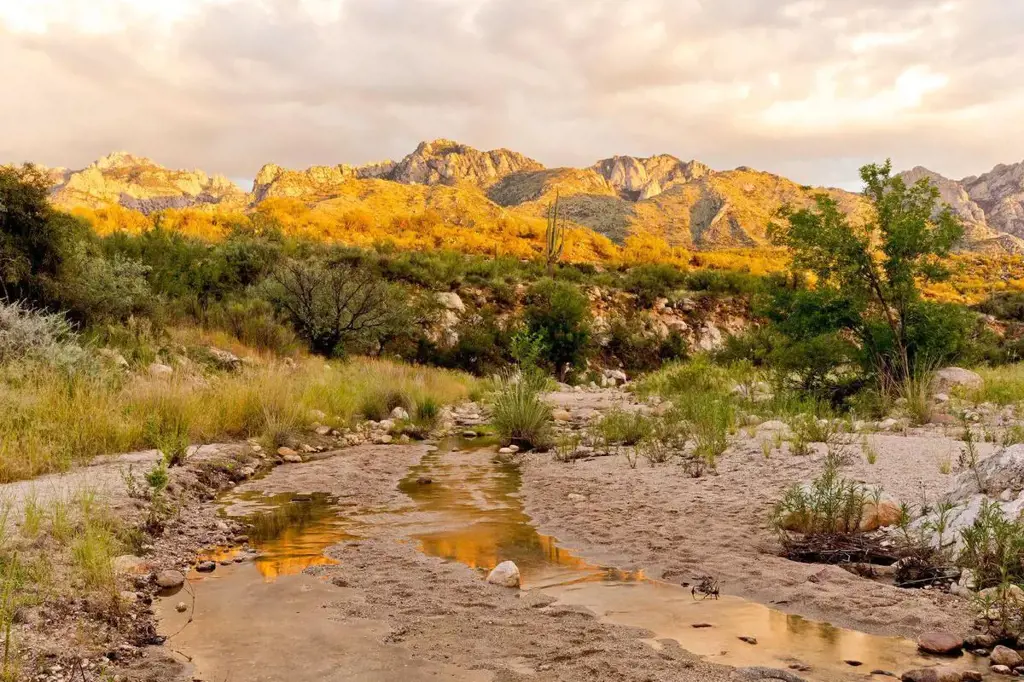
[60, 247, 154, 325]
[959, 500, 1024, 590]
[267, 257, 404, 357]
[772, 455, 869, 536]
[597, 409, 654, 446]
[603, 314, 687, 373]
[522, 279, 592, 381]
[625, 263, 687, 307]
[0, 301, 86, 367]
[491, 375, 552, 451]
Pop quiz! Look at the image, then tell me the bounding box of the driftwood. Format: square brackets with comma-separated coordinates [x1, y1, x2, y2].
[781, 534, 900, 566]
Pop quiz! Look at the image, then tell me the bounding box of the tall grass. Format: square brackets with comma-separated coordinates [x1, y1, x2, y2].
[0, 356, 475, 482]
[491, 376, 552, 450]
[972, 364, 1024, 406]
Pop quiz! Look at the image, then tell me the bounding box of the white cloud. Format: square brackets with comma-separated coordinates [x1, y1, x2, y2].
[0, 0, 1021, 187]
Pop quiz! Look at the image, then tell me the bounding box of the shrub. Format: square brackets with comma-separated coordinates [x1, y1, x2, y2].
[491, 376, 552, 450]
[0, 301, 85, 367]
[959, 500, 1024, 590]
[523, 279, 592, 380]
[603, 314, 687, 373]
[597, 409, 654, 446]
[772, 456, 869, 536]
[625, 264, 687, 307]
[267, 257, 403, 357]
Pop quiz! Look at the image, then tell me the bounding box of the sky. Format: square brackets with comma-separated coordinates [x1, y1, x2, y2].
[1, 0, 1022, 190]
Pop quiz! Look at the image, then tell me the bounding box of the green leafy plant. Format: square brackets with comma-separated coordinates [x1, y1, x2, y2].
[491, 376, 552, 451]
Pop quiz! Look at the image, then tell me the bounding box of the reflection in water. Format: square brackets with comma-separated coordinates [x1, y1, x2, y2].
[209, 492, 355, 581]
[399, 448, 638, 588]
[205, 445, 987, 681]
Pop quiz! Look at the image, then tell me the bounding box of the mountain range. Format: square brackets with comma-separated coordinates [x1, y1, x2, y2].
[30, 139, 1024, 254]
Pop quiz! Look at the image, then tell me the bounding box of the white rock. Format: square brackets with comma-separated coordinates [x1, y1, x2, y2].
[567, 493, 587, 502]
[498, 447, 515, 455]
[486, 561, 521, 588]
[932, 367, 983, 394]
[148, 363, 173, 379]
[435, 292, 466, 313]
[390, 407, 410, 420]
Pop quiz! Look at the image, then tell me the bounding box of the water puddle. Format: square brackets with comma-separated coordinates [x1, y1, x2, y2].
[202, 491, 356, 580]
[164, 441, 990, 681]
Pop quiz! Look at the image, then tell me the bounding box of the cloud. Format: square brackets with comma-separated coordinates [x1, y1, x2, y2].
[1, 0, 1021, 188]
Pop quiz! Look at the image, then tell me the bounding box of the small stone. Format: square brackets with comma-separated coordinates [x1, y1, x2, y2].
[991, 664, 1012, 676]
[962, 673, 984, 682]
[195, 561, 216, 573]
[508, 445, 520, 453]
[486, 561, 521, 588]
[552, 410, 572, 422]
[498, 447, 514, 455]
[390, 407, 410, 421]
[315, 425, 332, 436]
[870, 671, 896, 678]
[739, 636, 757, 645]
[691, 623, 713, 628]
[991, 645, 1023, 668]
[416, 477, 432, 485]
[567, 493, 587, 502]
[154, 570, 185, 589]
[917, 631, 963, 655]
[377, 434, 394, 444]
[843, 660, 862, 667]
[175, 602, 187, 613]
[900, 668, 963, 682]
[462, 430, 477, 438]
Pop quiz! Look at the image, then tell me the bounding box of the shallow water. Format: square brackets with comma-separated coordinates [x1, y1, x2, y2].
[187, 443, 989, 680]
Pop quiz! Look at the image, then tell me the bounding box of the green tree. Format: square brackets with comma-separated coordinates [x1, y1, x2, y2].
[770, 160, 964, 389]
[523, 279, 591, 381]
[0, 165, 89, 304]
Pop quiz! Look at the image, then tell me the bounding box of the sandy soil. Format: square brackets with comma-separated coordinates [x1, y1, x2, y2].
[157, 444, 738, 682]
[519, 391, 995, 640]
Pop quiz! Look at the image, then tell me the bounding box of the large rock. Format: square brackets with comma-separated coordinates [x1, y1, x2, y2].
[990, 645, 1023, 668]
[917, 632, 963, 656]
[486, 561, 521, 588]
[860, 501, 902, 532]
[435, 292, 466, 313]
[154, 570, 186, 589]
[148, 362, 174, 379]
[932, 367, 983, 394]
[900, 668, 965, 682]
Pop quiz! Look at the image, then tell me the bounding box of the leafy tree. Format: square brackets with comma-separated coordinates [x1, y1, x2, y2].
[523, 279, 591, 380]
[770, 160, 964, 389]
[0, 165, 89, 304]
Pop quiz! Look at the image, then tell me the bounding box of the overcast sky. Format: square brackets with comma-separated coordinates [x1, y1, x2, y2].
[2, 0, 1021, 189]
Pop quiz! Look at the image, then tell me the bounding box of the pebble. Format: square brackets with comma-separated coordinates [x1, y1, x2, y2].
[738, 636, 758, 645]
[175, 602, 187, 613]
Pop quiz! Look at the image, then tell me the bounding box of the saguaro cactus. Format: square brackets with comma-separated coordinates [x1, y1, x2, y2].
[544, 192, 566, 274]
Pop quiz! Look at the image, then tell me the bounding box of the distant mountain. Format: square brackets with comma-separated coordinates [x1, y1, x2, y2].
[898, 167, 1024, 254]
[26, 140, 1024, 253]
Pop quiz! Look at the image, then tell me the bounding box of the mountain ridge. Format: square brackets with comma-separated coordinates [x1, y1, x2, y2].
[20, 140, 1024, 254]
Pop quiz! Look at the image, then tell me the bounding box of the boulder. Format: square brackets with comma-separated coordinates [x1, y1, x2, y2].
[196, 561, 217, 573]
[916, 631, 963, 655]
[991, 665, 1012, 675]
[900, 668, 964, 682]
[207, 347, 242, 370]
[390, 407, 410, 421]
[148, 363, 173, 379]
[435, 292, 466, 313]
[860, 501, 903, 531]
[486, 561, 521, 588]
[113, 555, 152, 576]
[990, 645, 1023, 668]
[932, 367, 983, 394]
[154, 570, 186, 589]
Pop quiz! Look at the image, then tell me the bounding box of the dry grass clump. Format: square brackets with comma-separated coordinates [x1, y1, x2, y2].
[0, 354, 475, 482]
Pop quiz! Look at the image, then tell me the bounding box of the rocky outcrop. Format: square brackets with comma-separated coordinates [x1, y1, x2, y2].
[899, 167, 1024, 253]
[963, 162, 1024, 238]
[386, 139, 543, 188]
[593, 154, 710, 200]
[49, 152, 245, 214]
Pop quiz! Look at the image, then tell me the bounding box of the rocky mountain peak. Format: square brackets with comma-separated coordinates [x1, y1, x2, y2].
[593, 154, 711, 201]
[92, 151, 154, 171]
[962, 162, 1024, 238]
[387, 139, 544, 187]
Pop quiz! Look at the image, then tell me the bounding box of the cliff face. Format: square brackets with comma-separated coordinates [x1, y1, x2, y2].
[33, 142, 1024, 254]
[963, 162, 1024, 239]
[49, 152, 246, 215]
[899, 167, 1024, 254]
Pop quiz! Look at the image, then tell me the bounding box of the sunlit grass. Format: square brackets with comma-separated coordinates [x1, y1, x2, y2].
[0, 355, 475, 482]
